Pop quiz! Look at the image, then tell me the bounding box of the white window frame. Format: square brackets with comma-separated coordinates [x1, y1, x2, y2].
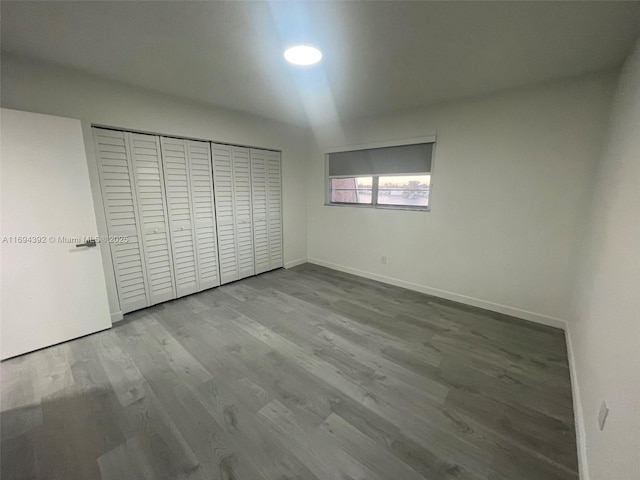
[324, 136, 436, 212]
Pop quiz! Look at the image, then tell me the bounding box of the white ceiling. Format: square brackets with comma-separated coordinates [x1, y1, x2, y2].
[2, 1, 640, 126]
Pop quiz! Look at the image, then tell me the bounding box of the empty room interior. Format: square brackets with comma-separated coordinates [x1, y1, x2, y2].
[1, 1, 639, 479]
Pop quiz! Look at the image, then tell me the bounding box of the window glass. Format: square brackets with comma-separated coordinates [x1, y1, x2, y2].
[377, 174, 430, 207]
[330, 177, 373, 204]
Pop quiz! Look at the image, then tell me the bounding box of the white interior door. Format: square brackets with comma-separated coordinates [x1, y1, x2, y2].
[266, 150, 284, 269]
[129, 133, 176, 305]
[232, 147, 255, 280]
[187, 140, 220, 290]
[1, 109, 111, 360]
[212, 143, 239, 284]
[251, 149, 270, 274]
[160, 137, 199, 297]
[94, 128, 149, 313]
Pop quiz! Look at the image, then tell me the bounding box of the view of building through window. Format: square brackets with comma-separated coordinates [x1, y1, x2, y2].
[377, 175, 430, 206]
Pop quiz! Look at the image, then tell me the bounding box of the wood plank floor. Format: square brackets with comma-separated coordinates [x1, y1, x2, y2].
[1, 264, 578, 480]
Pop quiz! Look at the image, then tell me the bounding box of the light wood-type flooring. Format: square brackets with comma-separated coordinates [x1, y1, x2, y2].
[1, 264, 578, 479]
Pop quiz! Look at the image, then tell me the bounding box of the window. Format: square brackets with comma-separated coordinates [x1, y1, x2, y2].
[330, 177, 372, 204]
[326, 140, 434, 210]
[377, 174, 430, 207]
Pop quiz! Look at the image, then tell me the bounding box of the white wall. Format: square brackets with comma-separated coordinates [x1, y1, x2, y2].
[1, 54, 311, 321]
[568, 40, 640, 480]
[307, 71, 617, 326]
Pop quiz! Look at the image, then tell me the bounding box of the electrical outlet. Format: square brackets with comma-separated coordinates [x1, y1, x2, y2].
[381, 256, 387, 265]
[598, 400, 609, 431]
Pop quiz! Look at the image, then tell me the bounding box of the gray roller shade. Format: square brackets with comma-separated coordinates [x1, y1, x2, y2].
[328, 142, 433, 177]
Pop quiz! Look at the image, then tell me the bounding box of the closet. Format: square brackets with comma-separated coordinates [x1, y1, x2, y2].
[250, 148, 283, 274]
[211, 144, 254, 284]
[94, 127, 282, 314]
[129, 133, 176, 305]
[94, 128, 151, 314]
[160, 137, 220, 296]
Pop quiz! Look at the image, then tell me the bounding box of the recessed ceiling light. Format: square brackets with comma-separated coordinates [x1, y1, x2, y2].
[284, 46, 322, 66]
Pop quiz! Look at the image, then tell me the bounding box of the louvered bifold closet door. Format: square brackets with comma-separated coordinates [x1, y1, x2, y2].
[94, 128, 149, 313]
[212, 143, 239, 284]
[232, 147, 255, 279]
[160, 137, 198, 297]
[188, 141, 221, 290]
[129, 133, 176, 305]
[250, 149, 270, 274]
[266, 150, 284, 269]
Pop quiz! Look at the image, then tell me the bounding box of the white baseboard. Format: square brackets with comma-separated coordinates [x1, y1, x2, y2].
[307, 257, 568, 330]
[110, 311, 124, 323]
[566, 325, 590, 480]
[284, 257, 308, 269]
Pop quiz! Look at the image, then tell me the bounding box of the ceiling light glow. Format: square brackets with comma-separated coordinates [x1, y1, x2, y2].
[284, 46, 322, 66]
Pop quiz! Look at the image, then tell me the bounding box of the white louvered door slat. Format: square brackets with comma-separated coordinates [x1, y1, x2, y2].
[233, 146, 255, 280]
[188, 141, 220, 290]
[267, 151, 284, 269]
[212, 143, 239, 284]
[250, 149, 270, 274]
[160, 137, 198, 297]
[129, 132, 176, 305]
[94, 128, 150, 313]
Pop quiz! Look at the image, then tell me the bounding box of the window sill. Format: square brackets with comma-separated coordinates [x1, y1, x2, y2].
[324, 203, 430, 212]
